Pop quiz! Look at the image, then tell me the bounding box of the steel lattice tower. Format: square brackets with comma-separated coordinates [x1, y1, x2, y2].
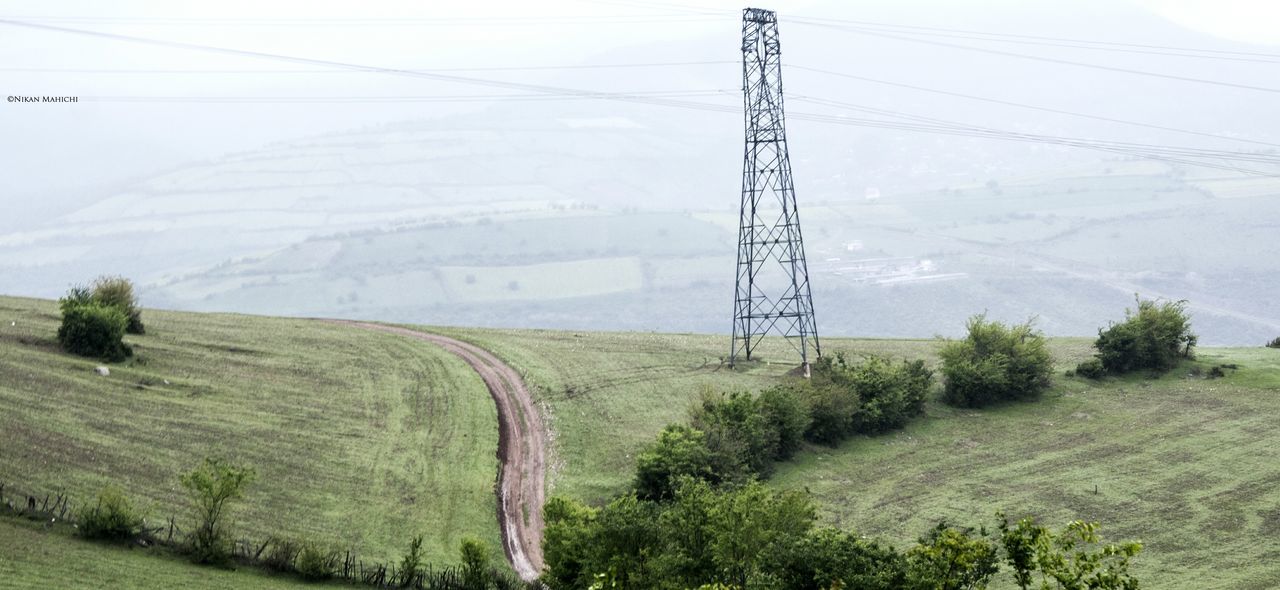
[730, 7, 820, 368]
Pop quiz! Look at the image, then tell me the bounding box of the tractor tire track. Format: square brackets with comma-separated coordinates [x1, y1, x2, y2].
[329, 321, 546, 581]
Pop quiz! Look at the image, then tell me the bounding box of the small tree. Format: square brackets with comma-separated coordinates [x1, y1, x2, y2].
[999, 515, 1142, 590]
[91, 275, 145, 334]
[939, 315, 1053, 408]
[1093, 296, 1196, 375]
[757, 385, 811, 461]
[179, 457, 256, 565]
[1265, 337, 1279, 349]
[906, 522, 1000, 590]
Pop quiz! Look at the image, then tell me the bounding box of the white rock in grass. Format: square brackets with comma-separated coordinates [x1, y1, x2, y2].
[94, 366, 110, 377]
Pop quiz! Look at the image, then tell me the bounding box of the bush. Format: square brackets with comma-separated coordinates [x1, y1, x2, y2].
[296, 542, 339, 581]
[263, 537, 301, 573]
[398, 534, 424, 587]
[460, 537, 491, 590]
[804, 354, 933, 442]
[180, 457, 256, 566]
[57, 299, 132, 362]
[634, 424, 730, 501]
[757, 385, 812, 461]
[690, 390, 777, 477]
[1266, 337, 1280, 349]
[1075, 358, 1106, 380]
[1094, 296, 1196, 375]
[91, 275, 145, 334]
[939, 315, 1053, 408]
[76, 486, 144, 541]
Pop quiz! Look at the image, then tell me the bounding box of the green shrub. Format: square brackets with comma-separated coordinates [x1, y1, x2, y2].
[757, 385, 812, 461]
[398, 534, 424, 587]
[799, 375, 858, 445]
[180, 457, 256, 566]
[57, 299, 132, 362]
[460, 537, 491, 590]
[1094, 296, 1196, 375]
[768, 528, 908, 590]
[1266, 337, 1280, 349]
[263, 537, 301, 573]
[91, 275, 145, 335]
[906, 522, 1000, 590]
[939, 315, 1053, 408]
[1075, 358, 1106, 380]
[634, 424, 719, 501]
[296, 542, 339, 581]
[690, 390, 777, 476]
[76, 486, 144, 541]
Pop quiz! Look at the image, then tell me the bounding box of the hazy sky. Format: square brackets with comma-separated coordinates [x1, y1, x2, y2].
[3, 0, 1277, 205]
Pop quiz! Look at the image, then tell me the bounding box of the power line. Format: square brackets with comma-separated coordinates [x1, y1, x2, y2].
[0, 14, 723, 26]
[785, 14, 1280, 60]
[2, 18, 1274, 177]
[0, 60, 735, 75]
[787, 20, 1280, 94]
[80, 90, 734, 103]
[787, 64, 1280, 150]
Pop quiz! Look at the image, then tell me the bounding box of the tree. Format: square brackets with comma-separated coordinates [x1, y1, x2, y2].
[906, 522, 1000, 590]
[1093, 296, 1196, 375]
[769, 528, 908, 590]
[999, 515, 1142, 590]
[939, 315, 1053, 408]
[179, 457, 256, 565]
[91, 275, 145, 334]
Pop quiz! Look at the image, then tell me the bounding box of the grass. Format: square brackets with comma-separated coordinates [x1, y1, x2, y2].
[0, 295, 502, 566]
[0, 517, 345, 589]
[433, 325, 1280, 589]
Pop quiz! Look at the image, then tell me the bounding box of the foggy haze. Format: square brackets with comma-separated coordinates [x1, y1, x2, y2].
[3, 0, 1279, 345]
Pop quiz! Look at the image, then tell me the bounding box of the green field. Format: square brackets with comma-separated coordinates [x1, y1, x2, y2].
[437, 326, 1280, 589]
[5, 295, 1280, 588]
[0, 296, 503, 567]
[0, 518, 343, 589]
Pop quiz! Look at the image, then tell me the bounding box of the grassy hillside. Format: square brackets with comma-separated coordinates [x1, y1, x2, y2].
[0, 296, 502, 566]
[0, 518, 341, 589]
[437, 325, 1280, 589]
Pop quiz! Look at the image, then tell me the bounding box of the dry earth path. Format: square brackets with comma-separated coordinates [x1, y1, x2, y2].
[329, 321, 547, 581]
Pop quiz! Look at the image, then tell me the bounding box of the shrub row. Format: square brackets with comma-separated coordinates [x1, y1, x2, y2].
[635, 354, 934, 500]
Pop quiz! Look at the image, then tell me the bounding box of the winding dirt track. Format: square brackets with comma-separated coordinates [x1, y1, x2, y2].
[330, 321, 546, 581]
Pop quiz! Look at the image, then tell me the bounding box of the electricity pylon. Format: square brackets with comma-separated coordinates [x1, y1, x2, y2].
[730, 7, 821, 370]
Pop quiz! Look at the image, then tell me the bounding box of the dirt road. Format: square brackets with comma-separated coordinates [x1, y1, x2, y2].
[331, 321, 547, 581]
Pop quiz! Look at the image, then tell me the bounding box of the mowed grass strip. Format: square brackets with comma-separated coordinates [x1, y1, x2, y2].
[433, 326, 1280, 589]
[0, 518, 340, 589]
[0, 296, 501, 565]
